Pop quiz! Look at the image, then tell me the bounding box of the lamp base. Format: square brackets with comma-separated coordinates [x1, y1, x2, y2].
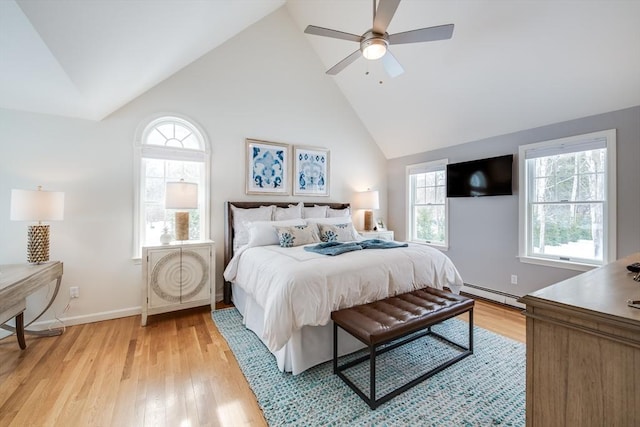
[27, 224, 50, 264]
[364, 210, 374, 231]
[175, 212, 190, 241]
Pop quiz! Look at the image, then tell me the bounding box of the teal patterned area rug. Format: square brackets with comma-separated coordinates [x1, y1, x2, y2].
[213, 308, 525, 426]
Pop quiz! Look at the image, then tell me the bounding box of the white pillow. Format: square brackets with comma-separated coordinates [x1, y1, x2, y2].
[305, 216, 354, 225]
[274, 202, 303, 220]
[326, 207, 350, 217]
[304, 205, 328, 218]
[317, 223, 358, 242]
[276, 223, 320, 247]
[231, 205, 274, 251]
[247, 218, 306, 247]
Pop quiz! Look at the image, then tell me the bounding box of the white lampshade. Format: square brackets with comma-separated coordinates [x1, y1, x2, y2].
[10, 187, 65, 222]
[165, 181, 198, 209]
[355, 190, 380, 210]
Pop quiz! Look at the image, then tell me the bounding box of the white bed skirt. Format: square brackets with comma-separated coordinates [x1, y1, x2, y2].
[231, 283, 366, 375]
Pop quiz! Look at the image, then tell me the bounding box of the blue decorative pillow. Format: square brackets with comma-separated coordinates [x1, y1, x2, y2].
[276, 224, 319, 248]
[318, 223, 357, 242]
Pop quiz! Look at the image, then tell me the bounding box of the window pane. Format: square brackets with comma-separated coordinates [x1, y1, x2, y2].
[531, 148, 606, 204]
[174, 123, 191, 141]
[145, 158, 164, 178]
[147, 129, 166, 146]
[416, 173, 426, 187]
[145, 177, 164, 202]
[435, 186, 446, 204]
[166, 161, 185, 179]
[425, 186, 436, 203]
[414, 205, 445, 243]
[156, 123, 174, 140]
[424, 172, 435, 187]
[415, 187, 426, 204]
[531, 203, 603, 262]
[181, 162, 201, 181]
[143, 202, 166, 245]
[182, 134, 200, 150]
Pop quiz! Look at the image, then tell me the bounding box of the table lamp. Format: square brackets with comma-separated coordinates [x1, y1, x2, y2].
[165, 179, 198, 241]
[10, 186, 65, 263]
[356, 189, 379, 231]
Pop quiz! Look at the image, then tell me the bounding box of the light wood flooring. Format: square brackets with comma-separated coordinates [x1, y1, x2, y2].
[0, 299, 525, 426]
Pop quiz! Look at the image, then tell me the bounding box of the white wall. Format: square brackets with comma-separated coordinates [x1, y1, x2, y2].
[0, 7, 387, 328]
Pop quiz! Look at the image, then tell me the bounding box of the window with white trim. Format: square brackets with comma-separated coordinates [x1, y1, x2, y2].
[407, 159, 448, 248]
[519, 129, 616, 269]
[133, 115, 210, 257]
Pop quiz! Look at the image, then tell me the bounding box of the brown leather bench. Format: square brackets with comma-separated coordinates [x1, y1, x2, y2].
[331, 287, 474, 409]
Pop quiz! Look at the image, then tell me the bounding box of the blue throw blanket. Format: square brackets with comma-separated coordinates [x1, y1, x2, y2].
[304, 239, 408, 256]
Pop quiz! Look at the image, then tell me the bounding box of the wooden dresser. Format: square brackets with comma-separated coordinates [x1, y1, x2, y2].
[519, 253, 640, 426]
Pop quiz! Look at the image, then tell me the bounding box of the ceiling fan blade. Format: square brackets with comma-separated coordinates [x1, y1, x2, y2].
[388, 24, 454, 45]
[382, 49, 404, 78]
[372, 0, 401, 34]
[326, 49, 362, 75]
[304, 25, 362, 42]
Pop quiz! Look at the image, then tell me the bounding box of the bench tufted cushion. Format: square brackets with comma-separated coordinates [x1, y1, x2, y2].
[331, 287, 474, 346]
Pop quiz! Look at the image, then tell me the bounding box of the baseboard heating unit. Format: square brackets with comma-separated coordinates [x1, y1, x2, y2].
[461, 283, 524, 309]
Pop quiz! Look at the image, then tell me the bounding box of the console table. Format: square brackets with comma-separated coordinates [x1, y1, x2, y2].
[519, 253, 640, 426]
[0, 261, 64, 349]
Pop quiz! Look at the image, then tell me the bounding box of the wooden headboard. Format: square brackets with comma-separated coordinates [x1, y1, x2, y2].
[223, 201, 350, 303]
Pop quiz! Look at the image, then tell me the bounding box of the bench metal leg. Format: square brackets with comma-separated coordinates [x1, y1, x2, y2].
[334, 307, 475, 410]
[369, 345, 376, 409]
[469, 308, 474, 352]
[333, 321, 338, 374]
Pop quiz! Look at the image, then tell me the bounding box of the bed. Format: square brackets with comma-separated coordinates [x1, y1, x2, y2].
[223, 201, 464, 374]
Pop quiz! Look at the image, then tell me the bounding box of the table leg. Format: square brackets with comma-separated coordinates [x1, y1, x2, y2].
[0, 275, 64, 337]
[16, 312, 26, 350]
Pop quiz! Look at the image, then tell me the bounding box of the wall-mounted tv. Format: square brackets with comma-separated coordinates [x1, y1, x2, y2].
[446, 154, 513, 197]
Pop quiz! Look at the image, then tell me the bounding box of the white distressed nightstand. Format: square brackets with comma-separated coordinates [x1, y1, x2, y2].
[141, 240, 214, 326]
[359, 230, 394, 241]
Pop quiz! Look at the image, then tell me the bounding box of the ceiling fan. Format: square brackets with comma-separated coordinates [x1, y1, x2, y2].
[304, 0, 454, 78]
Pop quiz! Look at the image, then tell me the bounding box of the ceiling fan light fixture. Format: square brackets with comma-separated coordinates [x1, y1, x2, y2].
[361, 38, 387, 60]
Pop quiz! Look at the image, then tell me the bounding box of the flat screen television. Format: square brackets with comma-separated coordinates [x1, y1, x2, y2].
[446, 154, 513, 197]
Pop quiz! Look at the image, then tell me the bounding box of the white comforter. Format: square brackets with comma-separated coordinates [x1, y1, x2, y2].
[223, 243, 463, 352]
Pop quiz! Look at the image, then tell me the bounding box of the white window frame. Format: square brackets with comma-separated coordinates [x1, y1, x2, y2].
[406, 159, 449, 250]
[133, 114, 211, 259]
[518, 129, 616, 271]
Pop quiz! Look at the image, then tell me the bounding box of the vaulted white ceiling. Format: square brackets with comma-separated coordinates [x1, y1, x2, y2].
[2, 0, 639, 158]
[0, 0, 285, 120]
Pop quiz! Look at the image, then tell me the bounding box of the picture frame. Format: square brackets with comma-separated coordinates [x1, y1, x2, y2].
[246, 139, 290, 195]
[375, 219, 386, 231]
[293, 146, 330, 196]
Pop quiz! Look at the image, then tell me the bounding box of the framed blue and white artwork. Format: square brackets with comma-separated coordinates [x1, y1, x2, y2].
[246, 139, 290, 195]
[293, 146, 330, 196]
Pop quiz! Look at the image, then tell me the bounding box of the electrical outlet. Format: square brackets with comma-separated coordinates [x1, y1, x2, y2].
[510, 275, 518, 285]
[70, 286, 80, 298]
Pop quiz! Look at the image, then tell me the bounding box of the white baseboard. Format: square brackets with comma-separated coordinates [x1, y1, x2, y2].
[30, 306, 142, 330]
[30, 296, 225, 330]
[462, 284, 525, 309]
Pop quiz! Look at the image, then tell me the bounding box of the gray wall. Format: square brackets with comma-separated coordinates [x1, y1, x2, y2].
[387, 106, 640, 297]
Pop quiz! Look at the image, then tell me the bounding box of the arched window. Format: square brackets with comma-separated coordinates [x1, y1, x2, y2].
[133, 115, 210, 257]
